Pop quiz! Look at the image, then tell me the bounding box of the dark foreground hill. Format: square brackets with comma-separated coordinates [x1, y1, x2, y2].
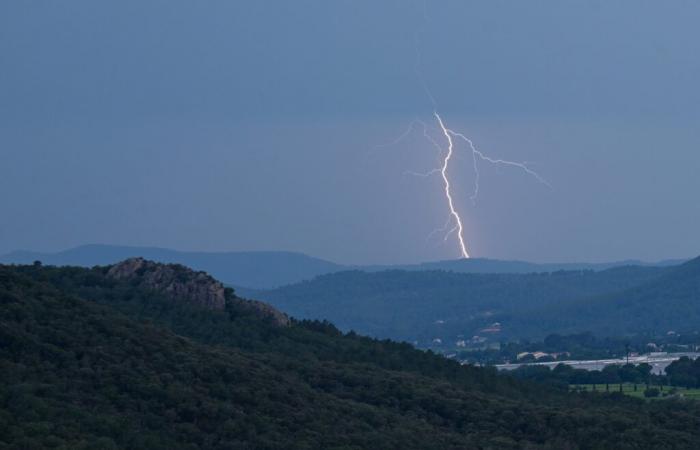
[0, 244, 682, 289]
[3, 261, 700, 449]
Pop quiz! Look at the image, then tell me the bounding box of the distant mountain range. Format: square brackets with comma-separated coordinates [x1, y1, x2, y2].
[365, 257, 684, 274]
[0, 244, 685, 289]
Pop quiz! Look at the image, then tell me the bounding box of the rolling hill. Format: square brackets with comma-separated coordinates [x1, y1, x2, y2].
[248, 256, 700, 347]
[514, 255, 700, 337]
[245, 265, 673, 345]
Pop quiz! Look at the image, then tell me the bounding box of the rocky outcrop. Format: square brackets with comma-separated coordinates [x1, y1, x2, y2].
[107, 257, 226, 310]
[233, 298, 290, 327]
[106, 258, 289, 326]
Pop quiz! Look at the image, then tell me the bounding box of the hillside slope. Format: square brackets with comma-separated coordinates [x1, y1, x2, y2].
[514, 255, 700, 337]
[246, 266, 669, 344]
[3, 262, 700, 449]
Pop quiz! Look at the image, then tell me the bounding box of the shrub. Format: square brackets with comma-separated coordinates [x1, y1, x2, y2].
[644, 388, 660, 398]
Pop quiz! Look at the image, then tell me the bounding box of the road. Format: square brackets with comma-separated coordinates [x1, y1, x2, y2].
[495, 352, 700, 375]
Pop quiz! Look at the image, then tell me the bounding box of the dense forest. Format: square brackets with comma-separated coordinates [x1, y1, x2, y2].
[3, 261, 700, 449]
[509, 357, 700, 391]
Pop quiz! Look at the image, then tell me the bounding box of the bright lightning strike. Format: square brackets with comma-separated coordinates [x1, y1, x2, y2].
[447, 128, 551, 202]
[434, 112, 470, 258]
[382, 0, 551, 259]
[395, 112, 550, 259]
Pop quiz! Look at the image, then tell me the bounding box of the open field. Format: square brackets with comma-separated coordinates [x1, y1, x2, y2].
[571, 383, 700, 400]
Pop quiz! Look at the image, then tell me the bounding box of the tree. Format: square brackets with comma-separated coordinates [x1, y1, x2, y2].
[644, 388, 660, 398]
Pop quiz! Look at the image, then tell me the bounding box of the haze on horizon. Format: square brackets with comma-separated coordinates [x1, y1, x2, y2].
[2, 1, 699, 265]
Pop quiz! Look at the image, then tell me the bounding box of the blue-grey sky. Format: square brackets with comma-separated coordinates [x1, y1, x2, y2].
[2, 1, 699, 264]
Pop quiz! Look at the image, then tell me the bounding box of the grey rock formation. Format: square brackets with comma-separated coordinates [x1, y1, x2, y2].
[235, 298, 291, 327]
[107, 258, 289, 326]
[107, 257, 227, 310]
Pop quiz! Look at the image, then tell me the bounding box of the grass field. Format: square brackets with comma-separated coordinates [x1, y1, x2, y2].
[570, 383, 700, 400]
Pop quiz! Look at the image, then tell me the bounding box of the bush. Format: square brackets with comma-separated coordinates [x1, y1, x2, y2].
[644, 388, 660, 398]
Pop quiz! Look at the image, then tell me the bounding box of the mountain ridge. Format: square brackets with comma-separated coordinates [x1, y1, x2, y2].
[0, 244, 685, 289]
[0, 244, 342, 289]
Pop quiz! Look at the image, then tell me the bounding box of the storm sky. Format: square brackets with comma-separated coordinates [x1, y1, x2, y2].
[2, 1, 699, 264]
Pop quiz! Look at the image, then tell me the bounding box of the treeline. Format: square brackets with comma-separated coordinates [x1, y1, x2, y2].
[461, 331, 700, 364]
[509, 357, 700, 390]
[667, 357, 700, 388]
[509, 363, 655, 388]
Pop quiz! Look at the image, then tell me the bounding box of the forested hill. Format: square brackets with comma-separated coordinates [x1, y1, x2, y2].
[4, 261, 700, 449]
[0, 245, 342, 289]
[245, 265, 670, 344]
[513, 255, 700, 337]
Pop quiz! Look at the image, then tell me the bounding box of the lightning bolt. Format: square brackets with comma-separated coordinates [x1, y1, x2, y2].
[391, 112, 550, 258]
[434, 112, 470, 258]
[447, 128, 551, 202]
[444, 113, 552, 257]
[380, 0, 551, 259]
